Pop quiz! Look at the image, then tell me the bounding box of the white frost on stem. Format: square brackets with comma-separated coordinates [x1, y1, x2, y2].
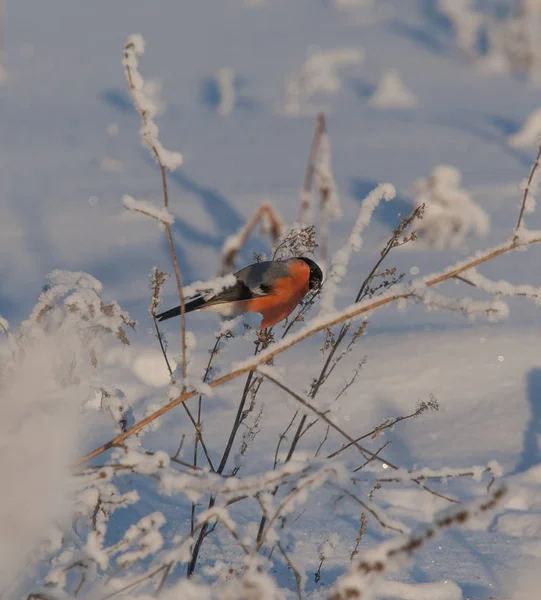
[320, 183, 395, 313]
[463, 268, 541, 304]
[122, 34, 183, 171]
[419, 289, 509, 322]
[122, 194, 174, 224]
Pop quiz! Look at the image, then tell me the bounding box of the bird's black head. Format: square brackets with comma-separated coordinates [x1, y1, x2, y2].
[297, 257, 323, 290]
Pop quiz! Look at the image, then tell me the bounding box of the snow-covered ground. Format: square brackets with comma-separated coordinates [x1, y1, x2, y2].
[2, 0, 541, 598]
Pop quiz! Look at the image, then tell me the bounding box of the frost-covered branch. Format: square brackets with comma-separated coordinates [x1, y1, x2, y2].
[78, 229, 541, 466]
[123, 34, 188, 381]
[329, 485, 507, 600]
[459, 268, 541, 303]
[122, 195, 174, 224]
[122, 35, 182, 171]
[221, 203, 284, 273]
[516, 143, 541, 232]
[320, 183, 395, 313]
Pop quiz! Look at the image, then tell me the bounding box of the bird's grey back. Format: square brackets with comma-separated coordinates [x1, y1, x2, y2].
[235, 260, 292, 295]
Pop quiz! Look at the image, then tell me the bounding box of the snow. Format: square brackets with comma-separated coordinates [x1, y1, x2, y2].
[370, 69, 418, 109]
[5, 0, 541, 598]
[509, 107, 541, 149]
[377, 580, 462, 600]
[282, 47, 364, 116]
[123, 194, 175, 224]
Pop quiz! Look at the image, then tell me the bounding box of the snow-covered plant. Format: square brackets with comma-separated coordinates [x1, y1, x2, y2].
[282, 48, 363, 116]
[0, 270, 133, 597]
[442, 0, 541, 84]
[221, 203, 285, 273]
[509, 106, 541, 149]
[439, 0, 485, 58]
[14, 35, 541, 600]
[412, 165, 489, 248]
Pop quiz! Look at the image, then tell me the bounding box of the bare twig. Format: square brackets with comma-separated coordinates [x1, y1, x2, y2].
[101, 564, 168, 600]
[329, 483, 405, 534]
[276, 542, 303, 600]
[515, 143, 541, 232]
[350, 514, 368, 561]
[261, 372, 459, 503]
[274, 411, 299, 468]
[123, 38, 187, 381]
[186, 340, 262, 576]
[222, 203, 284, 273]
[327, 399, 437, 460]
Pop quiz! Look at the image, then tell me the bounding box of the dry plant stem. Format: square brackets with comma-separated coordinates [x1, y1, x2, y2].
[186, 341, 262, 576]
[350, 514, 368, 561]
[161, 198, 187, 381]
[263, 373, 458, 504]
[274, 411, 299, 468]
[353, 440, 391, 472]
[298, 113, 326, 222]
[152, 316, 174, 375]
[276, 542, 303, 600]
[329, 486, 507, 600]
[101, 564, 168, 600]
[124, 48, 187, 380]
[190, 335, 222, 532]
[330, 484, 404, 534]
[153, 315, 215, 471]
[77, 234, 541, 466]
[222, 203, 283, 273]
[262, 373, 393, 467]
[516, 143, 541, 232]
[326, 404, 428, 460]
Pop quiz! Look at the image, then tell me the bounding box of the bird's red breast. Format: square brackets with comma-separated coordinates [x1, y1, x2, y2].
[244, 259, 311, 328]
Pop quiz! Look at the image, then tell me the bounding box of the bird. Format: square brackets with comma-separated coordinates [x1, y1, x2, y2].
[156, 257, 323, 329]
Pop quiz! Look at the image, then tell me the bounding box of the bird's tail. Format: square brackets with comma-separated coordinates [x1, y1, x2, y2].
[156, 295, 207, 322]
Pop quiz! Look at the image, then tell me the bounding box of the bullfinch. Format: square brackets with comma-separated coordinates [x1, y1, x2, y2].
[156, 257, 323, 329]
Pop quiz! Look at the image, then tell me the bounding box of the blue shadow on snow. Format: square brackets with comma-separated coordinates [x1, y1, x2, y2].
[199, 75, 260, 113]
[99, 88, 136, 114]
[513, 368, 541, 474]
[345, 76, 376, 101]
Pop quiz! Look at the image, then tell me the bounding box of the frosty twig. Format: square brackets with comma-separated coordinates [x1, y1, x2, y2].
[77, 229, 541, 466]
[122, 35, 188, 381]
